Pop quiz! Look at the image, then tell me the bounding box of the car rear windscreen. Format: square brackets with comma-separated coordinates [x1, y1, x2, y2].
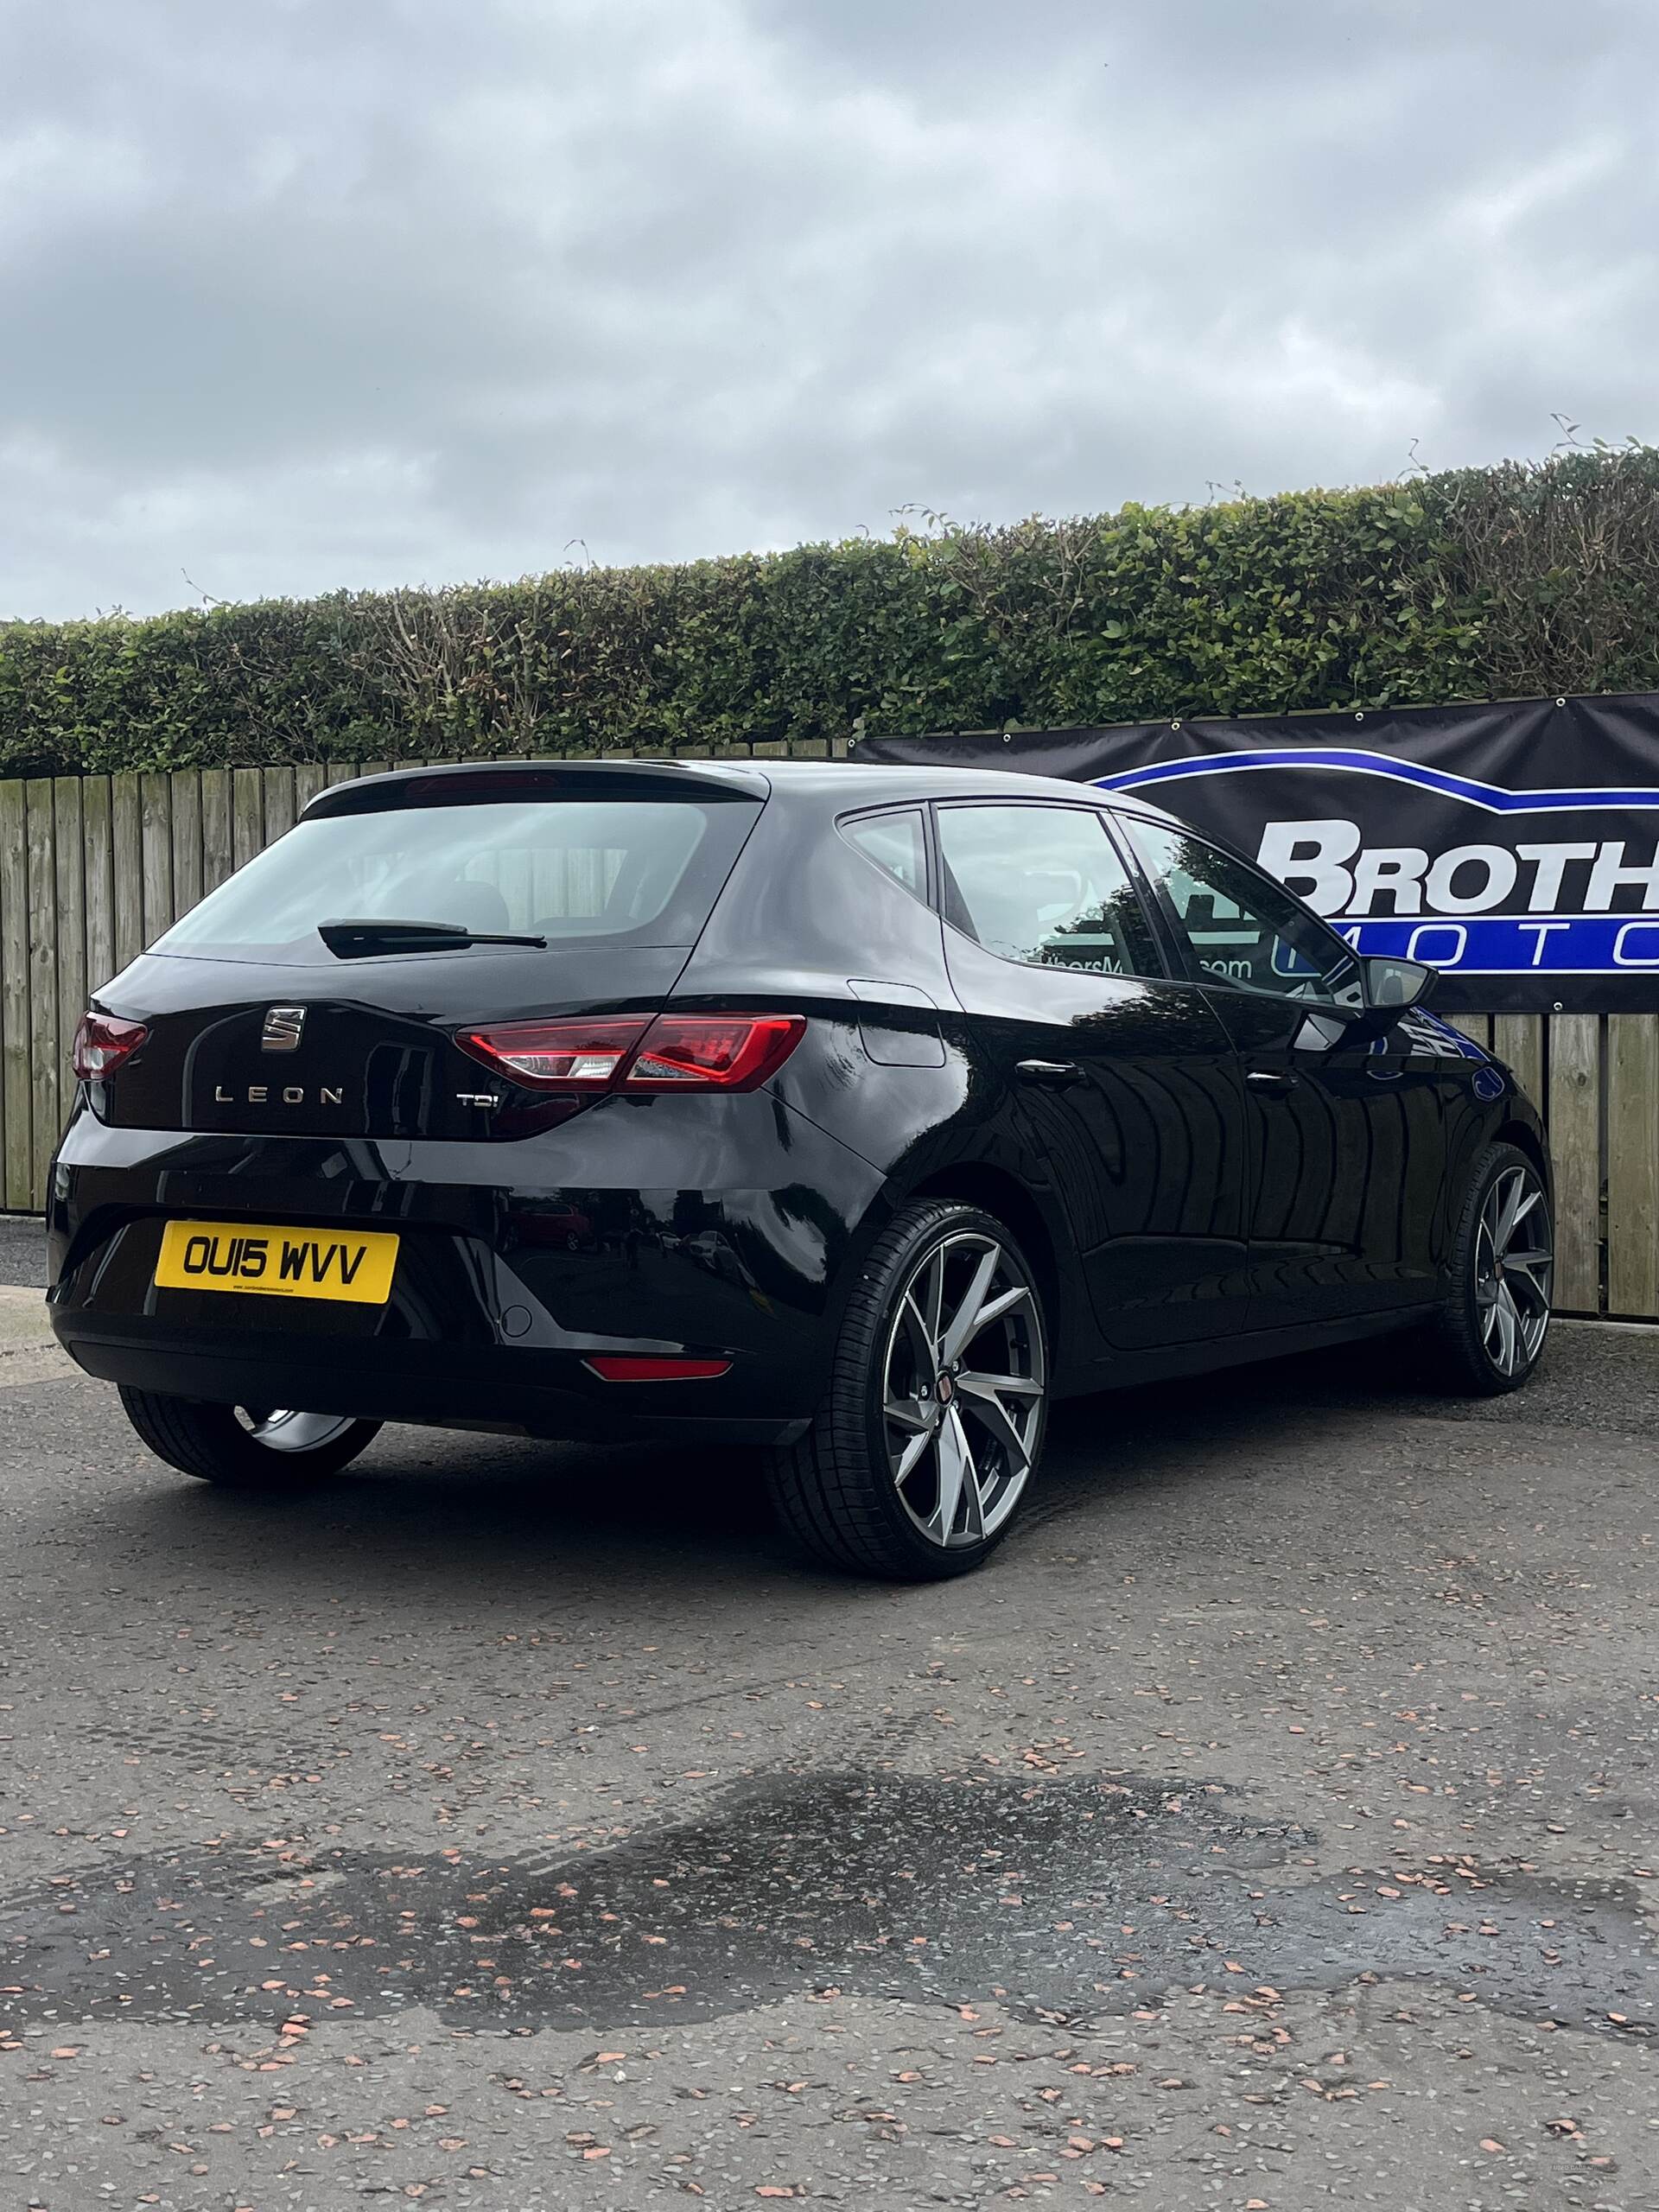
[156, 796, 761, 957]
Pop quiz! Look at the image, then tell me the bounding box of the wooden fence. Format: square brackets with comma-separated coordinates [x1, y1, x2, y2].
[3, 756, 1657, 1321]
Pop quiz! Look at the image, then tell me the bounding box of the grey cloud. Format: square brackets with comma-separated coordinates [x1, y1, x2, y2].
[3, 0, 1657, 619]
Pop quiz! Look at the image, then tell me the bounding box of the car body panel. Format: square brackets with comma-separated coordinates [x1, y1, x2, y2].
[1199, 986, 1461, 1325]
[938, 931, 1254, 1349]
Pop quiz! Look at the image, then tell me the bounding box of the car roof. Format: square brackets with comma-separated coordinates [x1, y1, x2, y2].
[308, 753, 1180, 826]
[725, 758, 1174, 811]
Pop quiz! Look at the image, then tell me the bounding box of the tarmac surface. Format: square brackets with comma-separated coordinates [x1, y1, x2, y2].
[1, 1211, 1656, 2209]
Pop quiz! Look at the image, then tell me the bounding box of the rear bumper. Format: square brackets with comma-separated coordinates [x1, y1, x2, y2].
[56, 1318, 807, 1445]
[48, 1099, 884, 1446]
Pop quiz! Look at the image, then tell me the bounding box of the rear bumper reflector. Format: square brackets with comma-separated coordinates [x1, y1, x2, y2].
[583, 1355, 733, 1382]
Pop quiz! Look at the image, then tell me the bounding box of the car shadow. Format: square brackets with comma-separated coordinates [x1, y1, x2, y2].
[99, 1333, 1477, 1602]
[98, 1322, 1645, 1604]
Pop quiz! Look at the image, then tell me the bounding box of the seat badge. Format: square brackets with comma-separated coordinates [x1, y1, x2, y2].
[261, 1006, 307, 1052]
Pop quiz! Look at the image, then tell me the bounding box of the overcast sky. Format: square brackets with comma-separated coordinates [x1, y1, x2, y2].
[4, 0, 1656, 620]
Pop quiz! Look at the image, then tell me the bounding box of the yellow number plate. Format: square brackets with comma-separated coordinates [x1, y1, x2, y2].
[155, 1219, 399, 1305]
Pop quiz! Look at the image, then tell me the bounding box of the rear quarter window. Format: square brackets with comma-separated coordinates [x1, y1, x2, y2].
[840, 810, 928, 899]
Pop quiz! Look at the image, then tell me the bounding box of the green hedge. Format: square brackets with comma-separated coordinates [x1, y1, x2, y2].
[5, 445, 1659, 777]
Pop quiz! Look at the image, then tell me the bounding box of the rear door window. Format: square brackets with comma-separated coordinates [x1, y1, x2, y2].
[935, 804, 1164, 978]
[157, 797, 760, 957]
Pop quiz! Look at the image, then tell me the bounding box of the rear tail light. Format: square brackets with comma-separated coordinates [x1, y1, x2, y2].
[625, 1014, 804, 1091]
[585, 1355, 733, 1382]
[456, 1016, 651, 1089]
[71, 1012, 149, 1080]
[457, 1013, 804, 1094]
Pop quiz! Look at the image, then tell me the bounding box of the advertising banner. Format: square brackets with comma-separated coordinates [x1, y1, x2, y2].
[858, 693, 1659, 1011]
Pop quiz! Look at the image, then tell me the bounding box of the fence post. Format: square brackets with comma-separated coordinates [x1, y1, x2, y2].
[82, 777, 115, 998]
[231, 770, 264, 870]
[52, 779, 86, 1135]
[170, 771, 204, 921]
[1607, 1016, 1659, 1319]
[200, 770, 234, 896]
[25, 781, 60, 1207]
[1492, 1014, 1543, 1110]
[1548, 1014, 1601, 1314]
[111, 776, 143, 971]
[0, 780, 30, 1211]
[139, 772, 174, 946]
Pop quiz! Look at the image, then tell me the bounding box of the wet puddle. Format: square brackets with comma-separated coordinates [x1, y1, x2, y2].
[3, 1772, 1654, 2038]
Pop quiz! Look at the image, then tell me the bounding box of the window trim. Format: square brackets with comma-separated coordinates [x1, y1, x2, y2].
[927, 797, 1173, 983]
[1107, 810, 1358, 1005]
[1096, 809, 1196, 985]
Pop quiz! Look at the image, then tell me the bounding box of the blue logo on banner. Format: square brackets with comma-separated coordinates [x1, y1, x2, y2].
[1094, 747, 1659, 814]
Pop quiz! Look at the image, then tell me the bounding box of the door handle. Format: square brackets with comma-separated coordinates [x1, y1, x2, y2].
[1246, 1068, 1299, 1092]
[1016, 1058, 1084, 1087]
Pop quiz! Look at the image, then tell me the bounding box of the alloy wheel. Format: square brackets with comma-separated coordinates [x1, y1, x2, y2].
[237, 1408, 361, 1455]
[1474, 1165, 1553, 1377]
[880, 1230, 1046, 1549]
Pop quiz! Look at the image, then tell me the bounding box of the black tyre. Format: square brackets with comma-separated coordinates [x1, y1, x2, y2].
[767, 1200, 1049, 1580]
[1419, 1142, 1554, 1395]
[118, 1387, 380, 1489]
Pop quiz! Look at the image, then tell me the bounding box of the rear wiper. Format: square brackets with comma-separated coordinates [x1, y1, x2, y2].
[318, 918, 549, 958]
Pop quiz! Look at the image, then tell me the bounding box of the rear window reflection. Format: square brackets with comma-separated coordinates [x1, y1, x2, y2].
[157, 799, 757, 956]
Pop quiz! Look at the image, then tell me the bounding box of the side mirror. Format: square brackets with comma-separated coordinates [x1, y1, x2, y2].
[1362, 954, 1434, 1009]
[1343, 955, 1435, 1041]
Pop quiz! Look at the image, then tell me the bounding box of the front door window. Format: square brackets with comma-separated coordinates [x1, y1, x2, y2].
[1120, 818, 1359, 1004]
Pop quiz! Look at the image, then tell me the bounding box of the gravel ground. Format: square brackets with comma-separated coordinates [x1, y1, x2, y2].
[0, 1214, 45, 1287]
[1, 1243, 1656, 2209]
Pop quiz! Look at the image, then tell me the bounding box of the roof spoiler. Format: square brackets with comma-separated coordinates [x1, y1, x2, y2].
[302, 758, 772, 819]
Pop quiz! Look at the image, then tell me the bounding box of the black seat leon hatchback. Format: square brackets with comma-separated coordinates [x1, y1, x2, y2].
[48, 756, 1553, 1579]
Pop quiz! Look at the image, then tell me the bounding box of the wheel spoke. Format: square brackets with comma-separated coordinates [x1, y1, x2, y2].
[1494, 1285, 1521, 1373]
[884, 1394, 931, 1433]
[957, 1382, 1032, 1476]
[931, 1410, 969, 1542]
[941, 1279, 1032, 1369]
[957, 1367, 1044, 1400]
[893, 1427, 934, 1484]
[950, 1410, 986, 1541]
[899, 1295, 939, 1387]
[964, 1282, 1033, 1340]
[1492, 1171, 1524, 1252]
[938, 1244, 1001, 1367]
[919, 1249, 946, 1347]
[1501, 1187, 1541, 1247]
